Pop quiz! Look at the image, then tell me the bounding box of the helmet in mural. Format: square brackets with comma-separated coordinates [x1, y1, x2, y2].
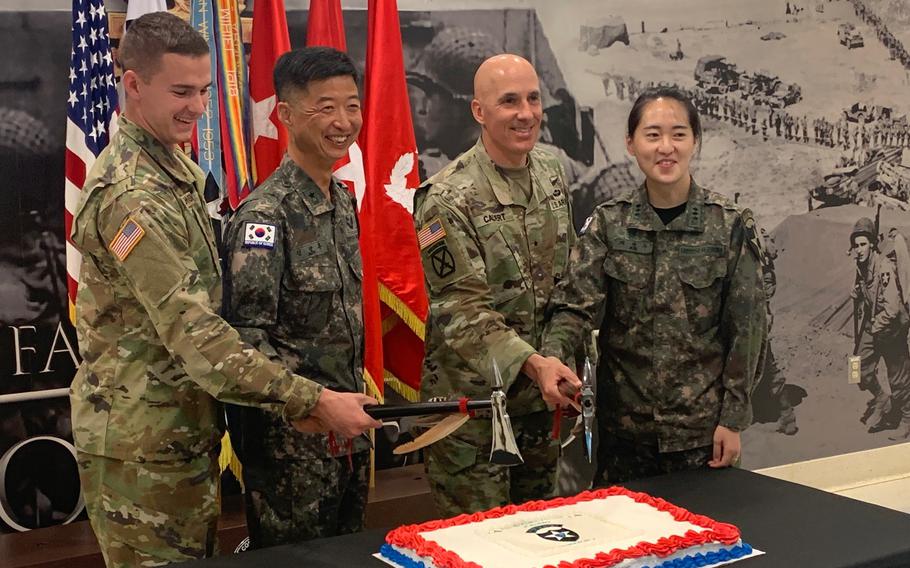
[0, 108, 54, 157]
[408, 27, 499, 101]
[850, 217, 875, 246]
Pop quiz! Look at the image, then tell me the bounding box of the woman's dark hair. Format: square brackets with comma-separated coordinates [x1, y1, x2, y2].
[626, 86, 702, 142]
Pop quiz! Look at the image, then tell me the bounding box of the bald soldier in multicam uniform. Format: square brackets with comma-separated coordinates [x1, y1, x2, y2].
[414, 54, 582, 516]
[223, 48, 372, 547]
[69, 14, 378, 567]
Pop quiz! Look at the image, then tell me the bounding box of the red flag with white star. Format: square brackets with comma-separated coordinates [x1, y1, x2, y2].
[359, 0, 428, 400]
[249, 0, 290, 186]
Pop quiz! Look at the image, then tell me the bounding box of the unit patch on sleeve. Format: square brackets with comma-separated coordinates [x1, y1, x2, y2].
[109, 217, 145, 262]
[429, 244, 456, 278]
[417, 217, 447, 250]
[244, 222, 276, 249]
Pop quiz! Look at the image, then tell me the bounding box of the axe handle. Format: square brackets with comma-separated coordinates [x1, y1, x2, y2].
[364, 400, 491, 419]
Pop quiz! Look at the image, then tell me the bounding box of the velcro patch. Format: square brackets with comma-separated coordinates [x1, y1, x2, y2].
[428, 244, 456, 278]
[244, 222, 276, 249]
[109, 217, 145, 261]
[418, 217, 446, 250]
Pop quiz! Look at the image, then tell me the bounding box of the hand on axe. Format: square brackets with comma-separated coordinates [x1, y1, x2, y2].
[292, 389, 382, 438]
[522, 353, 582, 410]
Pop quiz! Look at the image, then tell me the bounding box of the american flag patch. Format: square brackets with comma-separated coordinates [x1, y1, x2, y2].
[109, 218, 145, 262]
[417, 217, 446, 250]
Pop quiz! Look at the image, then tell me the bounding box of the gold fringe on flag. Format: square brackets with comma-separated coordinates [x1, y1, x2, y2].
[218, 431, 245, 492]
[384, 370, 420, 402]
[379, 283, 426, 340]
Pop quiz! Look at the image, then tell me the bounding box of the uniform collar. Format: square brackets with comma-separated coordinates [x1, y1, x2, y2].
[117, 116, 196, 187]
[626, 178, 706, 233]
[279, 155, 336, 216]
[472, 137, 545, 209]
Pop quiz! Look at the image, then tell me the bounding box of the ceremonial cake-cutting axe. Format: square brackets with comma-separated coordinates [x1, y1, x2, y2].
[556, 356, 596, 463]
[364, 360, 524, 466]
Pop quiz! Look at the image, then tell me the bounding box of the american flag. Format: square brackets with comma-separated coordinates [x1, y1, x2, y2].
[65, 0, 119, 320]
[417, 217, 446, 250]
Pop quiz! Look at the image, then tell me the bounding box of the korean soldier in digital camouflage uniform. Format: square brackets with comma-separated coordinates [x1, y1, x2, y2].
[69, 14, 378, 567]
[223, 47, 372, 548]
[414, 54, 582, 516]
[541, 87, 768, 484]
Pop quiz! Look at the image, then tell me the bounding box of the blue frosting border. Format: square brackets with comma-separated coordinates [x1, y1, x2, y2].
[642, 543, 755, 568]
[378, 542, 755, 568]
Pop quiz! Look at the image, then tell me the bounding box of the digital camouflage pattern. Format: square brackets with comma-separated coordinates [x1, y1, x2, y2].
[414, 139, 573, 514]
[69, 117, 323, 566]
[223, 157, 367, 460]
[222, 158, 369, 544]
[597, 435, 712, 485]
[243, 451, 369, 548]
[541, 181, 768, 456]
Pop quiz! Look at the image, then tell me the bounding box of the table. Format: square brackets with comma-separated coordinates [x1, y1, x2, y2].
[178, 467, 910, 567]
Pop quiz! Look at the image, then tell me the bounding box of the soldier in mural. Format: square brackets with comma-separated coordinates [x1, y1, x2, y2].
[849, 217, 910, 436]
[414, 53, 581, 516]
[223, 47, 372, 548]
[751, 228, 800, 436]
[406, 27, 498, 179]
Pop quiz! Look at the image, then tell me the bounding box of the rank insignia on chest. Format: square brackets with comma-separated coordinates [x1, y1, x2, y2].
[244, 222, 276, 249]
[109, 217, 145, 262]
[418, 217, 447, 250]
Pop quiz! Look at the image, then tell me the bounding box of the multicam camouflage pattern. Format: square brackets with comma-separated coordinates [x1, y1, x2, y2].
[222, 158, 368, 544]
[69, 117, 323, 563]
[76, 450, 219, 567]
[596, 435, 712, 486]
[414, 138, 575, 411]
[426, 411, 557, 516]
[541, 181, 768, 454]
[243, 452, 369, 548]
[223, 157, 367, 460]
[414, 139, 573, 514]
[70, 117, 323, 463]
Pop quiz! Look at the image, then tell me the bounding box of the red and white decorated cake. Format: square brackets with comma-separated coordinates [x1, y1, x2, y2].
[378, 486, 759, 568]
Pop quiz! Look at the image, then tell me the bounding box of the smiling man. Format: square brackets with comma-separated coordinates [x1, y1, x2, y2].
[70, 17, 378, 567]
[413, 54, 581, 516]
[222, 47, 373, 547]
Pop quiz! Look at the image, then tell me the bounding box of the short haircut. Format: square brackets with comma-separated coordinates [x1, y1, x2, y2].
[118, 11, 209, 78]
[627, 86, 702, 143]
[273, 47, 359, 102]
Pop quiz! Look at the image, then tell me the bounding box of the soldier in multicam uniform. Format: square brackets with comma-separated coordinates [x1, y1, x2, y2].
[414, 54, 581, 516]
[68, 15, 378, 567]
[541, 87, 768, 484]
[850, 217, 910, 438]
[222, 48, 373, 548]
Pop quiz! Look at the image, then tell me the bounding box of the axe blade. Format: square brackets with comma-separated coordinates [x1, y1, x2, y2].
[490, 360, 524, 466]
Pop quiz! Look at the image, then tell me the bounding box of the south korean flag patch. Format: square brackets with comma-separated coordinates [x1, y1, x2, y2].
[244, 222, 276, 249]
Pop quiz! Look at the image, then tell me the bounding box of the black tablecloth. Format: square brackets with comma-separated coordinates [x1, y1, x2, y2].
[178, 467, 910, 567]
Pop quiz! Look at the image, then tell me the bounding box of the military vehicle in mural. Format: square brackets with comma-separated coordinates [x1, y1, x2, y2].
[809, 147, 905, 209]
[694, 55, 740, 94]
[838, 22, 865, 48]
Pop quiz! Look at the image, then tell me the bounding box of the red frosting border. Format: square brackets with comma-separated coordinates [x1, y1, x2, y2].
[385, 486, 741, 568]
